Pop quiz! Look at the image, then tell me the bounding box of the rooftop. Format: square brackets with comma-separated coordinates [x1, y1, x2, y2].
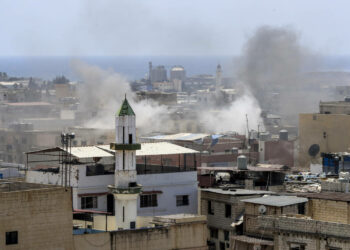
[0, 180, 59, 192]
[298, 192, 350, 202]
[201, 188, 273, 196]
[26, 146, 113, 159]
[231, 235, 274, 246]
[242, 195, 308, 207]
[4, 102, 53, 106]
[198, 164, 288, 172]
[26, 142, 199, 159]
[152, 214, 206, 225]
[141, 133, 209, 142]
[98, 142, 198, 156]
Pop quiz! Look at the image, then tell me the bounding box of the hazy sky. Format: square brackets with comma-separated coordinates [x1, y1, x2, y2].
[1, 0, 349, 56]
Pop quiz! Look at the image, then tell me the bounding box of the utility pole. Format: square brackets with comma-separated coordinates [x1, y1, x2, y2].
[246, 114, 250, 164]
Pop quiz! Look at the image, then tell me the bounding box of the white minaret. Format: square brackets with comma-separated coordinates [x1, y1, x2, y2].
[109, 96, 141, 230]
[215, 64, 222, 92]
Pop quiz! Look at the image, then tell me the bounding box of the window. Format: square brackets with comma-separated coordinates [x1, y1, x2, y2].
[290, 243, 306, 250]
[81, 140, 87, 146]
[81, 196, 98, 209]
[176, 195, 189, 206]
[225, 204, 231, 218]
[298, 203, 305, 215]
[6, 231, 18, 245]
[220, 242, 225, 250]
[21, 138, 27, 144]
[210, 228, 218, 239]
[140, 194, 157, 207]
[129, 134, 133, 144]
[208, 201, 214, 215]
[224, 230, 229, 241]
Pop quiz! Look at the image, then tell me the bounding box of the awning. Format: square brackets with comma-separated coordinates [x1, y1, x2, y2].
[78, 192, 108, 197]
[73, 209, 111, 215]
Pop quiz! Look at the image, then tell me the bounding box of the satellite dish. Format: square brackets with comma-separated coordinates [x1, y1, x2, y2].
[308, 144, 320, 157]
[258, 205, 266, 214]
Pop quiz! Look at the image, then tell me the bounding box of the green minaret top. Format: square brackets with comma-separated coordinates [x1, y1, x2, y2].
[117, 96, 135, 116]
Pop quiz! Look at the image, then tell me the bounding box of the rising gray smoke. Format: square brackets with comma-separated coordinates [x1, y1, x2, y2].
[72, 59, 262, 135]
[237, 26, 326, 124]
[72, 60, 169, 134]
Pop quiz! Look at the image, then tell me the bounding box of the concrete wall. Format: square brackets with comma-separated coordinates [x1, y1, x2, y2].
[201, 191, 268, 249]
[138, 171, 198, 216]
[73, 220, 208, 250]
[259, 215, 350, 250]
[299, 113, 350, 167]
[0, 187, 73, 250]
[308, 198, 350, 224]
[27, 168, 198, 216]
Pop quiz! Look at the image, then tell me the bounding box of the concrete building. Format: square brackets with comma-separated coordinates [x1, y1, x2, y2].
[200, 188, 272, 250]
[299, 113, 350, 167]
[0, 180, 73, 249]
[258, 130, 296, 168]
[25, 142, 199, 217]
[73, 214, 208, 250]
[320, 99, 350, 114]
[150, 65, 167, 83]
[170, 66, 186, 82]
[257, 192, 350, 250]
[299, 98, 350, 168]
[241, 195, 307, 238]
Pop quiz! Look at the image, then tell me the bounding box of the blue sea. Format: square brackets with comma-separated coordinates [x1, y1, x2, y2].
[1, 55, 350, 81]
[0, 56, 236, 81]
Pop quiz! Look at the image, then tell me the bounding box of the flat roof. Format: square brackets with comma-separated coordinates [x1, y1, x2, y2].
[141, 133, 209, 142]
[70, 146, 113, 158]
[201, 188, 273, 196]
[4, 102, 53, 106]
[26, 146, 113, 159]
[98, 142, 198, 156]
[231, 235, 274, 246]
[297, 192, 350, 202]
[27, 142, 198, 158]
[0, 180, 60, 192]
[198, 165, 287, 172]
[241, 195, 308, 207]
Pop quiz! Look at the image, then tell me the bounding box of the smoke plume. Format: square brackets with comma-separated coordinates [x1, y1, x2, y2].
[72, 60, 169, 134]
[237, 26, 325, 124]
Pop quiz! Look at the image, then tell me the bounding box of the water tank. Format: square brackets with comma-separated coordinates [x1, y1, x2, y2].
[237, 155, 248, 170]
[279, 129, 288, 141]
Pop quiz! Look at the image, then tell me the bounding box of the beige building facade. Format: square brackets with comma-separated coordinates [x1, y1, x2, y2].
[73, 214, 208, 250]
[299, 113, 350, 167]
[0, 181, 73, 250]
[200, 188, 272, 250]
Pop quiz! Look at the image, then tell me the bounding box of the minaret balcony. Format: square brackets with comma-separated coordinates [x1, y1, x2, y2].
[110, 143, 141, 151]
[108, 184, 142, 194]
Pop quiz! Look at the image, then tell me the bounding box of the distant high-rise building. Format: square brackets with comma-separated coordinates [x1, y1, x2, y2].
[170, 66, 186, 82]
[215, 64, 222, 91]
[150, 65, 167, 83]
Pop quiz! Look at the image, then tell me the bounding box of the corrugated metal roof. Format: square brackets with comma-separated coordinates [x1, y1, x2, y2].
[137, 142, 198, 156]
[27, 142, 198, 159]
[98, 142, 199, 156]
[241, 195, 308, 207]
[69, 146, 113, 158]
[142, 133, 209, 142]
